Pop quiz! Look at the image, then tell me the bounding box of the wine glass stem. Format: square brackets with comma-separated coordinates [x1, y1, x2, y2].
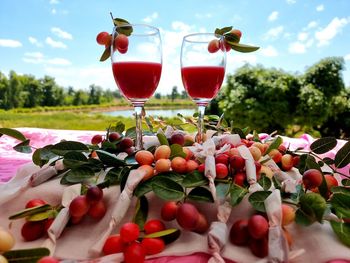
[134, 105, 143, 150]
[197, 105, 206, 144]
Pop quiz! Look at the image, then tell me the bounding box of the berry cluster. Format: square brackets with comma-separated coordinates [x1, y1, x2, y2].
[91, 132, 135, 156]
[161, 202, 208, 233]
[208, 29, 242, 53]
[96, 31, 129, 54]
[69, 186, 106, 224]
[103, 219, 167, 263]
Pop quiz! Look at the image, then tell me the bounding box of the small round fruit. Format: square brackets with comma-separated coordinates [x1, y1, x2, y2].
[215, 163, 229, 179]
[120, 222, 140, 243]
[215, 154, 230, 166]
[220, 40, 231, 52]
[324, 174, 338, 190]
[114, 34, 129, 50]
[91, 134, 103, 145]
[176, 203, 200, 230]
[124, 242, 146, 263]
[70, 215, 84, 225]
[108, 132, 121, 142]
[197, 163, 205, 173]
[249, 236, 268, 258]
[37, 256, 59, 263]
[44, 218, 54, 232]
[0, 255, 8, 263]
[155, 159, 171, 173]
[171, 157, 187, 173]
[161, 201, 178, 221]
[154, 145, 171, 160]
[249, 146, 262, 161]
[194, 213, 209, 234]
[230, 155, 245, 171]
[88, 200, 107, 220]
[144, 219, 165, 235]
[248, 215, 269, 240]
[303, 169, 323, 189]
[0, 228, 15, 252]
[229, 219, 249, 246]
[69, 195, 90, 218]
[96, 31, 110, 45]
[170, 133, 185, 146]
[268, 149, 282, 163]
[103, 234, 125, 255]
[281, 154, 293, 171]
[138, 165, 155, 181]
[21, 221, 45, 241]
[183, 147, 194, 160]
[141, 238, 165, 255]
[119, 137, 134, 150]
[25, 199, 46, 209]
[186, 160, 199, 173]
[230, 29, 242, 39]
[135, 150, 154, 165]
[281, 204, 296, 226]
[234, 172, 246, 186]
[208, 39, 220, 53]
[86, 186, 103, 204]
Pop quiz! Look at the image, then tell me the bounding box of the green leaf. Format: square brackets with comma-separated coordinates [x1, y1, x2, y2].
[157, 133, 169, 146]
[230, 184, 249, 206]
[114, 18, 133, 36]
[323, 157, 335, 165]
[335, 141, 350, 169]
[120, 166, 131, 192]
[95, 150, 126, 167]
[0, 127, 27, 141]
[27, 209, 56, 222]
[290, 184, 305, 203]
[3, 248, 50, 263]
[151, 177, 185, 201]
[134, 178, 154, 197]
[230, 42, 260, 53]
[342, 179, 350, 186]
[170, 144, 186, 159]
[258, 174, 272, 191]
[231, 127, 245, 138]
[224, 32, 240, 43]
[143, 228, 181, 244]
[32, 146, 56, 167]
[50, 141, 89, 156]
[187, 187, 214, 203]
[63, 151, 88, 168]
[114, 121, 125, 134]
[104, 167, 124, 186]
[295, 208, 314, 226]
[182, 171, 208, 188]
[65, 167, 95, 183]
[9, 204, 51, 220]
[216, 183, 230, 199]
[13, 139, 32, 153]
[100, 46, 111, 62]
[310, 137, 337, 154]
[272, 176, 282, 190]
[330, 187, 350, 219]
[296, 192, 327, 225]
[330, 221, 350, 247]
[125, 127, 137, 139]
[133, 196, 148, 230]
[265, 136, 283, 154]
[248, 191, 271, 212]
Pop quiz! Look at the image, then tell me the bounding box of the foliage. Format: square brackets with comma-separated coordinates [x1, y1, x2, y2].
[215, 57, 349, 138]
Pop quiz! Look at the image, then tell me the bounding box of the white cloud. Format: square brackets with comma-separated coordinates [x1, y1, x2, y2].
[345, 54, 350, 61]
[0, 39, 22, 48]
[305, 21, 318, 30]
[47, 58, 71, 66]
[288, 42, 306, 54]
[49, 0, 59, 4]
[51, 27, 72, 40]
[45, 37, 67, 48]
[143, 12, 159, 23]
[195, 13, 213, 19]
[52, 9, 57, 14]
[268, 11, 279, 22]
[315, 17, 350, 46]
[316, 4, 324, 12]
[298, 32, 308, 41]
[264, 26, 284, 40]
[23, 52, 45, 64]
[28, 37, 43, 47]
[260, 45, 278, 57]
[286, 0, 296, 4]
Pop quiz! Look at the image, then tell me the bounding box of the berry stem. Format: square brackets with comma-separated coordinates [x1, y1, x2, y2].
[109, 12, 114, 21]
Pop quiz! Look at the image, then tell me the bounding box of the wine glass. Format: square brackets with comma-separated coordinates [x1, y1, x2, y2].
[180, 33, 226, 143]
[111, 24, 162, 150]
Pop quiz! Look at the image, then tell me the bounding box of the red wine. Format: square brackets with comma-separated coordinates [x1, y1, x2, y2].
[181, 66, 225, 99]
[112, 61, 162, 100]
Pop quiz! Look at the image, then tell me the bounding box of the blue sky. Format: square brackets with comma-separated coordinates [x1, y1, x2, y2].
[1, 0, 349, 95]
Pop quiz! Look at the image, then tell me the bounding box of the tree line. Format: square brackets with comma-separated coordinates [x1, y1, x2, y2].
[209, 57, 350, 138]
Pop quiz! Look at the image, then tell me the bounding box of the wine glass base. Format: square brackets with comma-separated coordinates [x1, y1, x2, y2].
[193, 98, 210, 107]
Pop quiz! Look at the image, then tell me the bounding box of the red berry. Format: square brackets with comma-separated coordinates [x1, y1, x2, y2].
[248, 215, 269, 240]
[144, 219, 165, 235]
[120, 222, 140, 243]
[103, 234, 126, 255]
[119, 137, 134, 150]
[37, 256, 59, 263]
[303, 169, 323, 189]
[21, 221, 45, 241]
[231, 29, 242, 38]
[229, 219, 249, 246]
[197, 163, 205, 173]
[208, 39, 220, 53]
[69, 195, 90, 218]
[215, 154, 230, 165]
[91, 134, 103, 145]
[249, 236, 268, 258]
[230, 155, 245, 171]
[44, 218, 54, 232]
[123, 242, 146, 263]
[114, 34, 129, 50]
[161, 201, 178, 221]
[96, 31, 110, 45]
[216, 163, 229, 179]
[109, 132, 121, 142]
[86, 186, 103, 204]
[141, 238, 165, 255]
[234, 172, 246, 186]
[88, 200, 107, 220]
[25, 199, 46, 209]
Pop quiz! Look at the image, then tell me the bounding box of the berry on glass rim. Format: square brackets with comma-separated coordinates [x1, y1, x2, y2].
[120, 222, 140, 243]
[114, 34, 129, 50]
[208, 39, 220, 53]
[96, 31, 111, 46]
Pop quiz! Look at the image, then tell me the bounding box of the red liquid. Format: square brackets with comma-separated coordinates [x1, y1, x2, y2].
[181, 66, 225, 100]
[112, 61, 162, 100]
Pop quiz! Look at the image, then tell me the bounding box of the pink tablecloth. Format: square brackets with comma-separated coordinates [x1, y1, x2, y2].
[1, 128, 349, 263]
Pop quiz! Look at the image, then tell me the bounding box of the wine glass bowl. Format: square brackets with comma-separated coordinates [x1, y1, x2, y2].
[111, 24, 162, 149]
[180, 33, 226, 143]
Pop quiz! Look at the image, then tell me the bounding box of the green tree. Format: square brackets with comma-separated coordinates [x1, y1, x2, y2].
[171, 86, 179, 102]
